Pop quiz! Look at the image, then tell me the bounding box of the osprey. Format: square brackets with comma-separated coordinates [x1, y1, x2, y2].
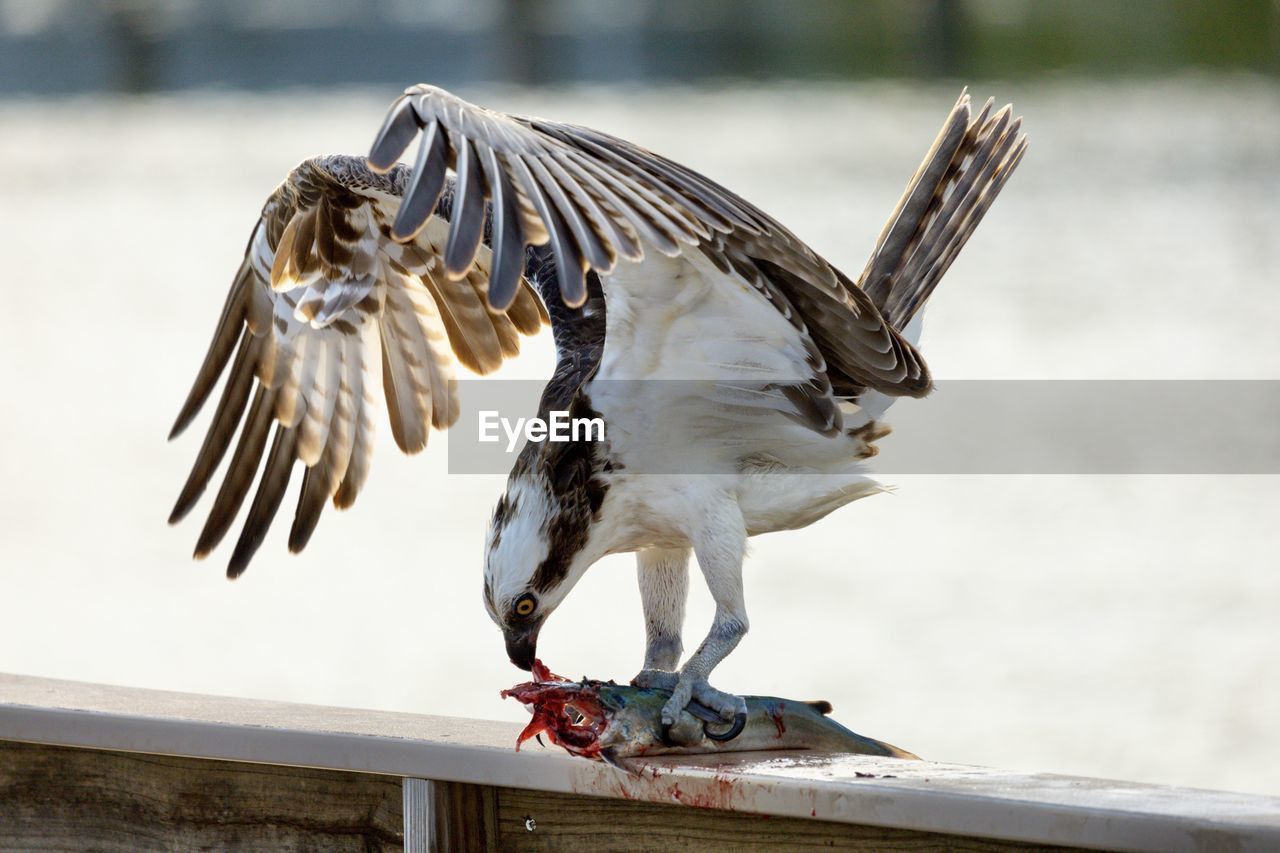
[170, 85, 1026, 729]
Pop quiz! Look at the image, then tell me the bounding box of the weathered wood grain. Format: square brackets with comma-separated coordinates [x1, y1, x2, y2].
[495, 786, 1076, 852]
[0, 739, 1079, 852]
[428, 779, 499, 852]
[0, 741, 403, 852]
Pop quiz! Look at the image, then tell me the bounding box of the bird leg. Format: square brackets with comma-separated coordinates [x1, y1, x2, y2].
[660, 507, 749, 726]
[631, 547, 690, 693]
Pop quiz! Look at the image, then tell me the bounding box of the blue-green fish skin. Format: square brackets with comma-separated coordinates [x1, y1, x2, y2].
[590, 684, 919, 760]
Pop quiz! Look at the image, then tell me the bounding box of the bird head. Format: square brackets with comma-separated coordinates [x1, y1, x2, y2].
[482, 459, 603, 671]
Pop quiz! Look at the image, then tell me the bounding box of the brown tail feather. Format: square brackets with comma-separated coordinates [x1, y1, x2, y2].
[861, 90, 1028, 331]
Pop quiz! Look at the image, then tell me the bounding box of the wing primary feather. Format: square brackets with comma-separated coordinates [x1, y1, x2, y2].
[559, 150, 683, 255]
[470, 273, 523, 360]
[289, 464, 329, 554]
[169, 332, 259, 524]
[418, 268, 501, 375]
[379, 311, 429, 453]
[550, 135, 702, 241]
[552, 151, 674, 256]
[542, 151, 641, 260]
[524, 154, 614, 270]
[326, 332, 360, 484]
[296, 336, 339, 466]
[508, 154, 587, 308]
[334, 330, 379, 509]
[274, 331, 313, 427]
[476, 143, 526, 311]
[169, 261, 251, 439]
[367, 95, 421, 173]
[290, 334, 358, 551]
[227, 424, 298, 578]
[193, 385, 277, 559]
[542, 121, 757, 233]
[503, 281, 549, 336]
[546, 123, 733, 234]
[392, 120, 448, 241]
[443, 135, 488, 278]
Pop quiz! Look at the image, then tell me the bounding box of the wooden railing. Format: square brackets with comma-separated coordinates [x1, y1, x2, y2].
[1, 673, 1276, 851]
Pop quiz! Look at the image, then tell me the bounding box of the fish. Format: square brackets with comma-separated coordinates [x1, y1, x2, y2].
[500, 660, 918, 763]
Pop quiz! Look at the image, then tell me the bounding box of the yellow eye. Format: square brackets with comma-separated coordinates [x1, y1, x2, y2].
[513, 595, 537, 618]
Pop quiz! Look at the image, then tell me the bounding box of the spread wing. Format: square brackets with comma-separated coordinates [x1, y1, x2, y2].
[169, 155, 547, 577]
[174, 85, 1022, 576]
[368, 84, 971, 402]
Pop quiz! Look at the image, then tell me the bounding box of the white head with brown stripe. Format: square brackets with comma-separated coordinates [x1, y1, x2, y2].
[482, 437, 609, 671]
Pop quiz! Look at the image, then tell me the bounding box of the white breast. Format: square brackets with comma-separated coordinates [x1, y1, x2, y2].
[585, 249, 886, 549]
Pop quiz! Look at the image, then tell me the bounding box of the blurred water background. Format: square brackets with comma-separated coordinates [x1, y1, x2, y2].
[0, 0, 1277, 796]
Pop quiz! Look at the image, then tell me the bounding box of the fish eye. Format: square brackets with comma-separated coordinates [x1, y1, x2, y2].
[513, 593, 537, 618]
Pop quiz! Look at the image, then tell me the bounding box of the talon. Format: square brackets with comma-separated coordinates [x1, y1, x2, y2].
[684, 700, 724, 725]
[704, 711, 747, 742]
[690, 680, 747, 724]
[660, 676, 747, 745]
[659, 680, 693, 726]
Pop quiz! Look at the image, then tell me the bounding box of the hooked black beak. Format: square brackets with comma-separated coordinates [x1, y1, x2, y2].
[505, 628, 539, 671]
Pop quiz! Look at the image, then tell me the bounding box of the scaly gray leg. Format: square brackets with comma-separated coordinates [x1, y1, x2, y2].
[661, 502, 750, 726]
[631, 547, 690, 692]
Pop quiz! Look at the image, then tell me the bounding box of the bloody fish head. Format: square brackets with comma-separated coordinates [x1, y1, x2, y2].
[500, 660, 611, 758]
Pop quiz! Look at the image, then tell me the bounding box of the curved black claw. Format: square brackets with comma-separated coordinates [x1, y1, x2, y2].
[703, 711, 747, 742]
[684, 700, 724, 725]
[658, 698, 747, 746]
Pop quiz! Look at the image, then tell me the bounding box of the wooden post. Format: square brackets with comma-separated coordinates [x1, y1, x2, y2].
[427, 780, 499, 852]
[403, 778, 429, 853]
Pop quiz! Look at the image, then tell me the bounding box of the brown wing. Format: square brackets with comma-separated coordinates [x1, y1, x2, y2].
[169, 155, 547, 577]
[366, 85, 1023, 401]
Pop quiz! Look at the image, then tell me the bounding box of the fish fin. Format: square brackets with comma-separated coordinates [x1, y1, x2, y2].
[599, 748, 639, 776]
[806, 700, 834, 716]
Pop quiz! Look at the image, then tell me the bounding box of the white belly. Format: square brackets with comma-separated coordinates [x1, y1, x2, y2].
[592, 459, 883, 556]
